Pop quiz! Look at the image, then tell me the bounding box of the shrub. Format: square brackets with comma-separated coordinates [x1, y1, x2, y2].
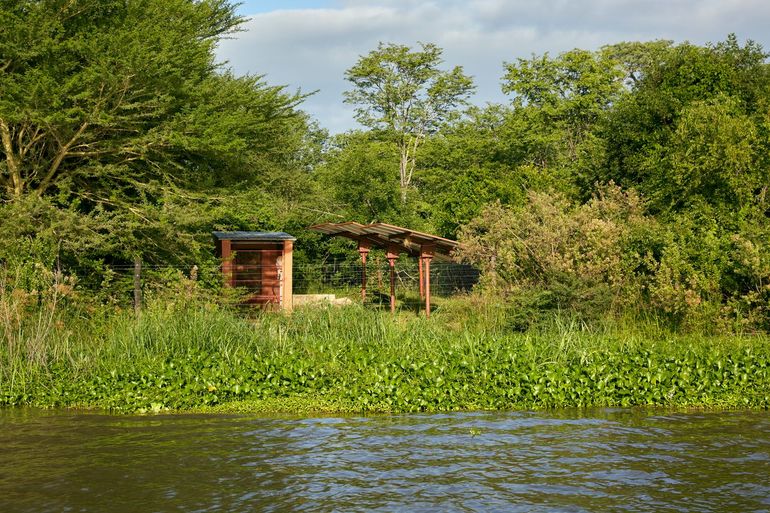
[458, 184, 656, 324]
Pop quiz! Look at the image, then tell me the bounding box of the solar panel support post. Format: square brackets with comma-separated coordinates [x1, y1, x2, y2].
[358, 239, 371, 304]
[386, 245, 400, 314]
[421, 245, 435, 318]
[418, 257, 425, 300]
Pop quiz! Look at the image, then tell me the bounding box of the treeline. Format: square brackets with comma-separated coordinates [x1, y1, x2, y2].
[453, 38, 770, 332]
[1, 1, 768, 332]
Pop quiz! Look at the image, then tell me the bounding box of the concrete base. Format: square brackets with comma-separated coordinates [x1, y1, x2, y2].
[293, 294, 354, 307]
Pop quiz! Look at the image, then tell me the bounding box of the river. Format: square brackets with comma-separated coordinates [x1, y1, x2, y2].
[1, 408, 768, 512]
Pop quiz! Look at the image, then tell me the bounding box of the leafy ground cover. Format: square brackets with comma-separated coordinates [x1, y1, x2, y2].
[2, 301, 768, 414]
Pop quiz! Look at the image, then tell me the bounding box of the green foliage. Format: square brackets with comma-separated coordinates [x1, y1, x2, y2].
[345, 42, 475, 136]
[418, 106, 531, 237]
[0, 0, 312, 265]
[596, 36, 769, 211]
[344, 42, 474, 198]
[502, 48, 625, 179]
[1, 301, 768, 413]
[316, 132, 402, 223]
[503, 48, 624, 129]
[444, 36, 770, 332]
[457, 185, 658, 324]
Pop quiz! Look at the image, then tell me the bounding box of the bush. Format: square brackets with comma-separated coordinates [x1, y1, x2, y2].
[458, 184, 656, 323]
[458, 183, 770, 333]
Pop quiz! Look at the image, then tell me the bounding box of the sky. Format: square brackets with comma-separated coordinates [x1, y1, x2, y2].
[217, 0, 770, 134]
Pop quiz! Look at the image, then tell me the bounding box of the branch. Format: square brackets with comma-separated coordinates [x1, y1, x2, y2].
[19, 125, 45, 159]
[75, 190, 151, 222]
[36, 121, 89, 196]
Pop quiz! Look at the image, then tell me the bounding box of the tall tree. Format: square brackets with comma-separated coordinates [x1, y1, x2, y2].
[595, 36, 770, 218]
[0, 0, 308, 262]
[343, 42, 474, 200]
[502, 49, 625, 167]
[0, 0, 304, 200]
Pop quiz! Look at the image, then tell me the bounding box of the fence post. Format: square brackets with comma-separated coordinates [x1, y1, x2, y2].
[133, 256, 142, 315]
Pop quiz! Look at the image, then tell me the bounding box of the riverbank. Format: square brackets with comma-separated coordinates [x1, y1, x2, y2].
[2, 302, 769, 413]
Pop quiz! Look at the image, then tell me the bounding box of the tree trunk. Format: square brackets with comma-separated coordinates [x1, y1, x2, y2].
[399, 147, 409, 202]
[398, 135, 421, 202]
[0, 120, 23, 198]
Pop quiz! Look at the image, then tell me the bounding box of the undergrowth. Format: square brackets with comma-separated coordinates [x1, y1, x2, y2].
[1, 297, 768, 414]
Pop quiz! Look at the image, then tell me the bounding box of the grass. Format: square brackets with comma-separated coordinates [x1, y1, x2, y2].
[1, 294, 769, 414]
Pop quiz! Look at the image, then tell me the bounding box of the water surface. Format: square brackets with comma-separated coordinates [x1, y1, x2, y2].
[1, 408, 768, 512]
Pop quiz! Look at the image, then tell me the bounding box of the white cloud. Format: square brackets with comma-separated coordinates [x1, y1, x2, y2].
[216, 0, 770, 133]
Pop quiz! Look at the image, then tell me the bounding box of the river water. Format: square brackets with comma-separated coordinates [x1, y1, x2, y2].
[0, 408, 768, 512]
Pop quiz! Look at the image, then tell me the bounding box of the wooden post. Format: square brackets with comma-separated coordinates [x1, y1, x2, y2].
[283, 240, 293, 312]
[221, 239, 234, 287]
[133, 256, 142, 315]
[358, 239, 370, 303]
[421, 245, 434, 318]
[424, 256, 432, 318]
[418, 257, 425, 299]
[277, 254, 284, 310]
[386, 245, 399, 314]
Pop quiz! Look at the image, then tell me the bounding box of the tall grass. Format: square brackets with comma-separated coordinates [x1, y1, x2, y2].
[2, 282, 769, 413]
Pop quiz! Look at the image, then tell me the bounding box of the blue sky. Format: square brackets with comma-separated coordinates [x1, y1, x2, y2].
[218, 0, 770, 134]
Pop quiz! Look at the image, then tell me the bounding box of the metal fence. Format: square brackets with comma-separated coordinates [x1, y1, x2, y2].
[21, 260, 480, 310]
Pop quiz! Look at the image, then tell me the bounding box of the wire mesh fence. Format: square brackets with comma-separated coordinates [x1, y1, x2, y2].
[2, 260, 481, 309]
[293, 261, 480, 296]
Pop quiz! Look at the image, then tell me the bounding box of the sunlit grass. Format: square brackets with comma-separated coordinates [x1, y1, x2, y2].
[2, 297, 769, 413]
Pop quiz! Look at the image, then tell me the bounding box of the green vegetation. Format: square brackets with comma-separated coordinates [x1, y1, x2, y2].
[1, 292, 768, 413]
[0, 0, 316, 268]
[344, 42, 475, 200]
[1, 2, 769, 413]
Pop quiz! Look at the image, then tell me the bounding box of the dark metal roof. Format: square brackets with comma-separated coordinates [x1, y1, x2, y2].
[310, 222, 461, 262]
[212, 231, 296, 242]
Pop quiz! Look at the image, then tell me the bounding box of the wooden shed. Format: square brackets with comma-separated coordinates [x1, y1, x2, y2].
[213, 231, 295, 311]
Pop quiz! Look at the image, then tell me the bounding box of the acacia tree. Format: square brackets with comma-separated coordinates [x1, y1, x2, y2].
[0, 0, 307, 262]
[0, 0, 305, 200]
[344, 42, 474, 200]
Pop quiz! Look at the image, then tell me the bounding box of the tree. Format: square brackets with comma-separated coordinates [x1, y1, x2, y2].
[0, 0, 308, 263]
[316, 131, 401, 224]
[595, 36, 770, 217]
[648, 95, 761, 213]
[343, 42, 474, 200]
[418, 105, 529, 237]
[457, 185, 657, 323]
[502, 49, 625, 166]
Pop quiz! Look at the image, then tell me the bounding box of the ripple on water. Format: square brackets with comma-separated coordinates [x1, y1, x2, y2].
[0, 408, 768, 513]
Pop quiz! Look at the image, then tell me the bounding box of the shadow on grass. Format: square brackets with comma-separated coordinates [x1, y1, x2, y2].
[364, 290, 436, 314]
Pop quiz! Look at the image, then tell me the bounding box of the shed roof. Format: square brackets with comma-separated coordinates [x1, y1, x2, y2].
[310, 222, 461, 262]
[212, 231, 296, 242]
